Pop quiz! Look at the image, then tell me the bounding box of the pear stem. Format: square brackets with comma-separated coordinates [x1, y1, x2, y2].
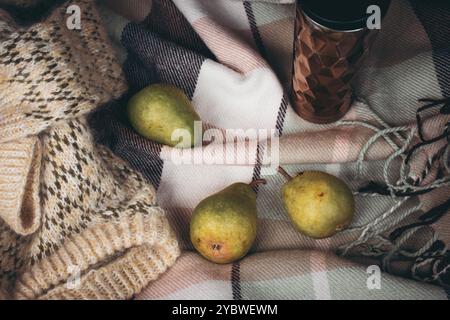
[277, 166, 293, 181]
[249, 179, 267, 188]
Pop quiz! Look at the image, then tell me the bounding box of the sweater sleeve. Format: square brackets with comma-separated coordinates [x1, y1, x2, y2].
[0, 0, 127, 144]
[0, 0, 127, 235]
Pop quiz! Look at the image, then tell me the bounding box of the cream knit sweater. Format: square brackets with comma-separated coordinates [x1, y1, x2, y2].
[0, 0, 180, 299]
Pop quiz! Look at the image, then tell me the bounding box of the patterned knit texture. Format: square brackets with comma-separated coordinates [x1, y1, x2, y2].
[0, 0, 180, 299]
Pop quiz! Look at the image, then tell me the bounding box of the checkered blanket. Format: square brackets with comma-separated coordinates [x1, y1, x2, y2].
[92, 0, 450, 299]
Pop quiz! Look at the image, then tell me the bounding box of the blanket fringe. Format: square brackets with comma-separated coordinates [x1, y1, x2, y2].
[335, 97, 450, 286]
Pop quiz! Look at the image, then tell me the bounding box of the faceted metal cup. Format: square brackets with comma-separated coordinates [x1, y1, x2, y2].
[292, 1, 390, 124]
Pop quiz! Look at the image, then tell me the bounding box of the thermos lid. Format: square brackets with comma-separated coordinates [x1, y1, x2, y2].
[299, 0, 391, 31]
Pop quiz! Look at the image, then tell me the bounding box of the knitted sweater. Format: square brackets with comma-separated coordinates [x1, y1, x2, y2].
[0, 0, 180, 299]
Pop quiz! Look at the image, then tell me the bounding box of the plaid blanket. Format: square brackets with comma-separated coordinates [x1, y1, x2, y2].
[92, 0, 450, 299]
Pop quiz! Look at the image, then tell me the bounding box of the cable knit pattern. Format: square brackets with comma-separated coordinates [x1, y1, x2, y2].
[0, 0, 179, 300]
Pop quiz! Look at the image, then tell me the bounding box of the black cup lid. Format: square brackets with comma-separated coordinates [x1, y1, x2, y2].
[299, 0, 391, 31]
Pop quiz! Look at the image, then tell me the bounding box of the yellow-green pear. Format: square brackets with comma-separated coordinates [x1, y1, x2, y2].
[190, 181, 265, 264]
[280, 168, 355, 239]
[127, 84, 201, 148]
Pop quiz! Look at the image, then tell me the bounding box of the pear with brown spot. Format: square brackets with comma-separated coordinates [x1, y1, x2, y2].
[279, 168, 355, 239]
[190, 180, 265, 264]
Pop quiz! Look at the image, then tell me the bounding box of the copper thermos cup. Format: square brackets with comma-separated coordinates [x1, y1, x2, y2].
[292, 0, 391, 124]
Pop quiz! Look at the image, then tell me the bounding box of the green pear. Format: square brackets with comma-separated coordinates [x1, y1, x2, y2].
[190, 181, 265, 264]
[127, 84, 201, 148]
[280, 168, 355, 239]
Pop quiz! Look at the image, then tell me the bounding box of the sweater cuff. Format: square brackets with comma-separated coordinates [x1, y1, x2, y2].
[13, 211, 180, 300]
[0, 136, 41, 235]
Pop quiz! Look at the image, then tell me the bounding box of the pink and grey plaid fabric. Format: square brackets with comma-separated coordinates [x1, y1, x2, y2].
[92, 0, 450, 299]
